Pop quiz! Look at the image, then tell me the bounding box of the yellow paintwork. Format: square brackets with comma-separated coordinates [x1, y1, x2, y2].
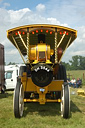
[77, 89, 85, 97]
[21, 73, 37, 92]
[21, 72, 63, 104]
[50, 49, 54, 55]
[22, 75, 63, 92]
[46, 60, 52, 64]
[29, 43, 50, 61]
[29, 45, 37, 60]
[32, 59, 52, 64]
[24, 99, 61, 103]
[48, 80, 63, 91]
[7, 24, 77, 36]
[33, 60, 39, 64]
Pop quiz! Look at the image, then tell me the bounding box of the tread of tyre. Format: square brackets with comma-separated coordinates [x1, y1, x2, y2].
[63, 85, 69, 118]
[14, 79, 22, 118]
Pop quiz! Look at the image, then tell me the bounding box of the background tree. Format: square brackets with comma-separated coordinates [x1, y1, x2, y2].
[8, 62, 16, 65]
[63, 55, 85, 70]
[78, 56, 85, 70]
[69, 55, 79, 70]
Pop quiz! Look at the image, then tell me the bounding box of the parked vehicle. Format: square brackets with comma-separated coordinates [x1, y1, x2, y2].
[5, 65, 19, 90]
[5, 64, 25, 90]
[0, 44, 5, 93]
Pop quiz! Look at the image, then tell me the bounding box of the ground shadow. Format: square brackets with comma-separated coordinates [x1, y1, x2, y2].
[24, 100, 81, 118]
[24, 102, 60, 117]
[70, 100, 81, 113]
[0, 91, 13, 99]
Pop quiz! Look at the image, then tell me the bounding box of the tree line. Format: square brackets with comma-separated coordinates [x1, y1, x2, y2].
[62, 55, 85, 70]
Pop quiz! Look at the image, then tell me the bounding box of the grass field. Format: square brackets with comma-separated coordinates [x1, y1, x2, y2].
[67, 70, 85, 80]
[0, 70, 85, 128]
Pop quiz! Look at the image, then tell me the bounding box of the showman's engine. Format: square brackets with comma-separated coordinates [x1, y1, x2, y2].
[7, 24, 77, 119]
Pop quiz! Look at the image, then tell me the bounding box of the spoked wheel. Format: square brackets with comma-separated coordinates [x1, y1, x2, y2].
[61, 83, 70, 118]
[13, 78, 24, 118]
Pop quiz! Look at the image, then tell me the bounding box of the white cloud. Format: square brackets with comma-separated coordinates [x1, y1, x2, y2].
[8, 8, 31, 24]
[47, 18, 60, 25]
[62, 26, 85, 62]
[6, 49, 18, 55]
[36, 4, 45, 12]
[5, 49, 22, 64]
[44, 0, 85, 28]
[0, 0, 85, 64]
[82, 33, 85, 38]
[72, 51, 85, 55]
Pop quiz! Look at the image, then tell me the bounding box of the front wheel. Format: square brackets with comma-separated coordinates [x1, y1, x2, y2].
[13, 79, 24, 118]
[61, 83, 70, 118]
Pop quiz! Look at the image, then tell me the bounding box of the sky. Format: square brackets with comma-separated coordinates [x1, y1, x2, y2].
[0, 0, 85, 64]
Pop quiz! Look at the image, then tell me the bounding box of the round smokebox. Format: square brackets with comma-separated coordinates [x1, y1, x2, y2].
[31, 64, 53, 87]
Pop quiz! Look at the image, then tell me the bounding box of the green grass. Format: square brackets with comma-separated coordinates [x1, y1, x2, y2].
[0, 88, 85, 128]
[0, 70, 85, 128]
